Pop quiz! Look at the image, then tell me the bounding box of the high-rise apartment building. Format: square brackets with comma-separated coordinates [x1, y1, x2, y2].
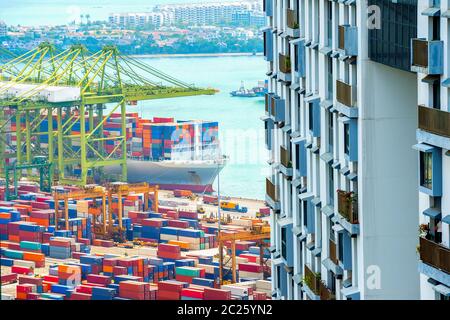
[412, 0, 450, 300]
[0, 21, 7, 37]
[263, 0, 424, 300]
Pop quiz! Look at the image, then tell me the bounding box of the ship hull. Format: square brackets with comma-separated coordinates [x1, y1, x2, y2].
[104, 159, 226, 193]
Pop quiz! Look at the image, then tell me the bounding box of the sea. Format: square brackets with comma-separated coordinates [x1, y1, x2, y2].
[0, 1, 268, 200]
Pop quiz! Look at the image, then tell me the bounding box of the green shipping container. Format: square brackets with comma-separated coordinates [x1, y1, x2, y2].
[176, 267, 201, 277]
[20, 241, 42, 251]
[4, 249, 24, 260]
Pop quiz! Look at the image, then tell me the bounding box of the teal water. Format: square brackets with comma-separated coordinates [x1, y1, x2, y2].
[134, 55, 268, 200]
[0, 0, 234, 26]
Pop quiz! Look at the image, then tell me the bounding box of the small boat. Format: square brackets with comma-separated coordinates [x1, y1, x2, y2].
[230, 81, 258, 98]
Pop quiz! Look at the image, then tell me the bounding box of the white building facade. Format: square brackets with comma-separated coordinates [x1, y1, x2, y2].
[412, 0, 450, 300]
[263, 0, 425, 300]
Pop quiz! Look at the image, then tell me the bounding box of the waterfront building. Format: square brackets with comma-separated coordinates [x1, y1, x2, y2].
[108, 13, 164, 29]
[263, 0, 425, 300]
[0, 21, 7, 37]
[413, 0, 450, 300]
[158, 2, 259, 26]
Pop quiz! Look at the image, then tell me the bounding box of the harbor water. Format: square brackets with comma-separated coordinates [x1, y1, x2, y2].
[135, 55, 268, 200]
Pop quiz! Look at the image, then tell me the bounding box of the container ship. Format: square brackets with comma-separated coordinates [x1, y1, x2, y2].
[102, 114, 227, 193]
[7, 111, 226, 193]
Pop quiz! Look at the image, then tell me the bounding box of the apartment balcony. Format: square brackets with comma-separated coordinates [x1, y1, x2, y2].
[265, 178, 280, 210]
[303, 264, 321, 299]
[270, 96, 286, 123]
[319, 281, 335, 300]
[418, 105, 450, 140]
[278, 53, 292, 82]
[338, 25, 358, 57]
[329, 239, 338, 265]
[265, 93, 271, 115]
[280, 146, 293, 177]
[286, 9, 300, 38]
[410, 38, 443, 74]
[419, 237, 450, 275]
[263, 29, 274, 62]
[337, 190, 359, 224]
[336, 80, 355, 108]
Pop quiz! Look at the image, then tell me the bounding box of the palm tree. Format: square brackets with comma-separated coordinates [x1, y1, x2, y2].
[80, 14, 84, 25]
[86, 14, 91, 25]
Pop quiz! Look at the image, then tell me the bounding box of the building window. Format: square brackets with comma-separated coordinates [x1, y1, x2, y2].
[281, 226, 287, 259]
[303, 201, 308, 227]
[309, 104, 314, 133]
[327, 1, 333, 47]
[420, 151, 433, 190]
[328, 112, 334, 152]
[338, 232, 344, 261]
[432, 16, 440, 41]
[329, 166, 334, 205]
[432, 82, 440, 109]
[329, 219, 335, 242]
[327, 57, 333, 99]
[344, 123, 350, 156]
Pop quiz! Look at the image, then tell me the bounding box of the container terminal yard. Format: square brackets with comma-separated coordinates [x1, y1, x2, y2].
[0, 44, 272, 301]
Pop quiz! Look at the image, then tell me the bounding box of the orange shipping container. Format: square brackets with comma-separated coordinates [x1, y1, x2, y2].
[23, 252, 45, 262]
[9, 235, 20, 243]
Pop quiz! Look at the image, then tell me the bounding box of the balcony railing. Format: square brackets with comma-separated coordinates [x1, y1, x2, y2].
[412, 39, 429, 68]
[319, 281, 335, 300]
[419, 237, 450, 274]
[329, 239, 338, 265]
[338, 25, 345, 51]
[279, 53, 292, 74]
[287, 9, 299, 29]
[270, 96, 277, 117]
[280, 146, 291, 168]
[304, 264, 321, 295]
[418, 105, 450, 138]
[336, 80, 354, 107]
[337, 190, 359, 224]
[266, 178, 278, 202]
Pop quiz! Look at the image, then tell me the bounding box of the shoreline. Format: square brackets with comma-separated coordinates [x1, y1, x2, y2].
[128, 52, 263, 59]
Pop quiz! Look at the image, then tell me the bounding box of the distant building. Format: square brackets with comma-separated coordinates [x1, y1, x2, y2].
[109, 13, 164, 29]
[156, 1, 261, 26]
[0, 21, 7, 37]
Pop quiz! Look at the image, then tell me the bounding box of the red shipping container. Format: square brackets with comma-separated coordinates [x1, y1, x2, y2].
[43, 275, 59, 283]
[27, 292, 41, 300]
[204, 288, 231, 300]
[238, 263, 263, 273]
[77, 285, 93, 294]
[1, 273, 18, 284]
[17, 283, 36, 293]
[12, 266, 33, 275]
[157, 290, 180, 300]
[175, 275, 194, 284]
[86, 274, 111, 285]
[181, 288, 204, 299]
[158, 243, 181, 253]
[49, 239, 72, 247]
[70, 292, 92, 300]
[18, 275, 43, 286]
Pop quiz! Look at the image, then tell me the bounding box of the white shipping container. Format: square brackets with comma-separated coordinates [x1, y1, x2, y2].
[13, 260, 35, 268]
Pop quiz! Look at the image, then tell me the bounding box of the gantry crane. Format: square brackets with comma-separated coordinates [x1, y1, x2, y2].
[53, 182, 158, 242]
[0, 42, 216, 186]
[217, 227, 271, 285]
[105, 182, 158, 231]
[53, 185, 107, 234]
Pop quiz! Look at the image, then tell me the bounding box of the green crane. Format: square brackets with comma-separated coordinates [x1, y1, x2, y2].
[0, 43, 216, 186]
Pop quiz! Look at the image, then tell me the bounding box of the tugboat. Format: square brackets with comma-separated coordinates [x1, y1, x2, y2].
[230, 81, 257, 97]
